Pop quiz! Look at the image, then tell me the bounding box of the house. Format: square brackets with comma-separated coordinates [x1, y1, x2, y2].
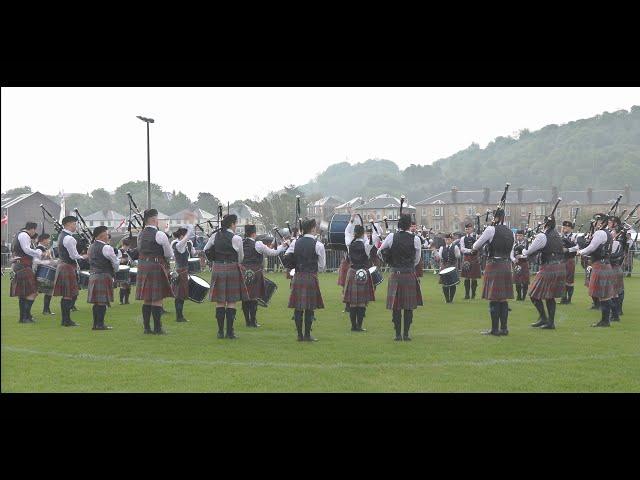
[84, 210, 127, 229]
[334, 197, 366, 214]
[306, 196, 345, 223]
[1, 192, 62, 245]
[353, 194, 416, 223]
[229, 203, 266, 235]
[168, 208, 217, 233]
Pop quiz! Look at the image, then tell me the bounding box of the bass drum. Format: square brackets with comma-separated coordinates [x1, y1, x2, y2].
[257, 277, 278, 307]
[327, 213, 363, 251]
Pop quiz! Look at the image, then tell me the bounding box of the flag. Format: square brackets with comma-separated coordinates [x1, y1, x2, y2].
[116, 217, 126, 231]
[59, 190, 66, 224]
[1, 213, 7, 225]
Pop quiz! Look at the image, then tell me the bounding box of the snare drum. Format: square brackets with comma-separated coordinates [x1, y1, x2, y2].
[439, 266, 460, 286]
[129, 267, 138, 284]
[188, 257, 201, 273]
[188, 275, 210, 303]
[78, 270, 91, 289]
[36, 263, 58, 286]
[368, 266, 384, 287]
[115, 265, 130, 282]
[257, 277, 278, 307]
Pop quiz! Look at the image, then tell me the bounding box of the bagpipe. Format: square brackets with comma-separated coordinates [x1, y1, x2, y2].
[40, 204, 63, 234]
[203, 205, 224, 262]
[73, 208, 94, 254]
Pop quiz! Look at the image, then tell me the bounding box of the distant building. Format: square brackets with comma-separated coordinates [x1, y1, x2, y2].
[1, 192, 62, 245]
[229, 203, 266, 235]
[168, 208, 216, 232]
[84, 210, 126, 229]
[334, 197, 366, 214]
[306, 196, 344, 223]
[353, 194, 416, 223]
[415, 185, 639, 233]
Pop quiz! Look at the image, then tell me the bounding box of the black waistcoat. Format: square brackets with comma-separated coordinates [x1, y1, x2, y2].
[488, 225, 514, 257]
[389, 231, 415, 269]
[295, 236, 318, 273]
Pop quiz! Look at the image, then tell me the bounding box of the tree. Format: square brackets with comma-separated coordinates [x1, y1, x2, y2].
[196, 192, 222, 214]
[113, 181, 168, 215]
[5, 186, 32, 196]
[91, 188, 112, 213]
[167, 191, 192, 214]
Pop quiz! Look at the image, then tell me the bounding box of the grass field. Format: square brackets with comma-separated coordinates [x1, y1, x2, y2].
[1, 271, 639, 392]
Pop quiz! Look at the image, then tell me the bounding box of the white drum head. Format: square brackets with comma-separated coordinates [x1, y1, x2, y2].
[130, 268, 137, 274]
[119, 266, 130, 272]
[80, 271, 90, 277]
[188, 258, 200, 263]
[368, 266, 378, 274]
[190, 275, 210, 288]
[439, 266, 456, 275]
[290, 269, 295, 276]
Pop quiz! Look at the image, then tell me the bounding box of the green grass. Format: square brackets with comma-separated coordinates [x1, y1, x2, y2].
[1, 271, 639, 392]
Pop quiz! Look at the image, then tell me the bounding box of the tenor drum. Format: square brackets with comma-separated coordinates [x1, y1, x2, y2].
[129, 267, 138, 284]
[368, 266, 384, 287]
[78, 270, 91, 289]
[327, 213, 363, 251]
[188, 257, 201, 273]
[439, 266, 460, 287]
[257, 277, 278, 307]
[36, 263, 58, 286]
[188, 275, 210, 303]
[115, 265, 130, 282]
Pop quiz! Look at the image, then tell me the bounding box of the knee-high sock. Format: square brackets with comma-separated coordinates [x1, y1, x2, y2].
[489, 301, 500, 332]
[61, 298, 72, 325]
[92, 304, 100, 328]
[18, 297, 25, 321]
[464, 279, 470, 297]
[567, 286, 574, 302]
[304, 309, 314, 336]
[349, 307, 357, 329]
[618, 290, 624, 314]
[442, 286, 449, 302]
[215, 307, 226, 333]
[600, 300, 611, 323]
[610, 297, 620, 319]
[43, 294, 52, 312]
[23, 299, 34, 319]
[241, 301, 251, 324]
[515, 283, 522, 300]
[356, 307, 365, 329]
[545, 299, 556, 324]
[225, 308, 236, 334]
[294, 309, 303, 336]
[471, 279, 478, 297]
[175, 299, 184, 319]
[499, 301, 509, 330]
[70, 295, 77, 308]
[403, 309, 413, 336]
[250, 301, 258, 324]
[592, 297, 600, 307]
[151, 306, 163, 332]
[124, 288, 130, 303]
[392, 310, 401, 336]
[522, 283, 528, 298]
[450, 285, 456, 302]
[98, 305, 107, 326]
[142, 304, 152, 330]
[532, 298, 547, 320]
[119, 288, 125, 303]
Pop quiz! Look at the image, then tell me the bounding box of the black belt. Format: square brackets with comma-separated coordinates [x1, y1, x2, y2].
[390, 267, 415, 273]
[488, 257, 509, 262]
[214, 261, 237, 264]
[139, 256, 165, 263]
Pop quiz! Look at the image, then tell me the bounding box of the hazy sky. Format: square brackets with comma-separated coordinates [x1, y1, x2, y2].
[2, 87, 638, 203]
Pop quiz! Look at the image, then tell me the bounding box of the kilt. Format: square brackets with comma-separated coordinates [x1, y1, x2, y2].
[53, 262, 79, 298]
[172, 267, 190, 300]
[512, 258, 530, 284]
[337, 257, 350, 287]
[529, 261, 566, 300]
[10, 262, 38, 297]
[588, 261, 615, 300]
[415, 257, 424, 277]
[481, 259, 514, 301]
[564, 257, 576, 285]
[386, 270, 423, 310]
[209, 262, 249, 303]
[288, 271, 324, 310]
[611, 264, 624, 295]
[461, 254, 482, 279]
[583, 258, 591, 287]
[87, 273, 114, 304]
[243, 264, 266, 301]
[135, 260, 173, 302]
[438, 261, 458, 284]
[343, 267, 375, 306]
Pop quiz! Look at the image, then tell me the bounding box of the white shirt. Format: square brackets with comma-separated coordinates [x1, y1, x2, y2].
[435, 244, 461, 262]
[285, 234, 326, 272]
[145, 225, 174, 259]
[345, 221, 381, 249]
[578, 229, 608, 256]
[246, 237, 287, 256]
[471, 226, 495, 251]
[510, 240, 526, 262]
[204, 228, 244, 263]
[17, 231, 42, 259]
[522, 232, 548, 257]
[377, 230, 422, 266]
[459, 234, 476, 254]
[61, 229, 84, 260]
[96, 239, 120, 273]
[171, 225, 195, 254]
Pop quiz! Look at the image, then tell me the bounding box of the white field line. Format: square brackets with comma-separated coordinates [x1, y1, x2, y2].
[3, 346, 639, 370]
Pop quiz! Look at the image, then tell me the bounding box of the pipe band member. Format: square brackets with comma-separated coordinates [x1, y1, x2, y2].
[87, 226, 120, 330]
[241, 224, 287, 328]
[10, 222, 42, 323]
[135, 209, 174, 334]
[560, 220, 578, 304]
[171, 225, 195, 323]
[204, 214, 249, 339]
[117, 237, 133, 305]
[285, 218, 326, 342]
[608, 216, 625, 322]
[343, 219, 381, 332]
[33, 233, 55, 315]
[459, 223, 481, 299]
[510, 230, 530, 301]
[520, 216, 566, 330]
[377, 214, 423, 341]
[471, 209, 514, 336]
[577, 213, 615, 327]
[434, 233, 461, 303]
[53, 216, 88, 327]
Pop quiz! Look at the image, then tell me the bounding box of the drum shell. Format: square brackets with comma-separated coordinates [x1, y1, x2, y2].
[115, 265, 130, 282]
[188, 275, 210, 303]
[78, 271, 91, 289]
[257, 277, 278, 307]
[36, 263, 58, 285]
[327, 213, 363, 251]
[188, 258, 201, 273]
[129, 267, 138, 284]
[368, 266, 384, 287]
[439, 266, 460, 286]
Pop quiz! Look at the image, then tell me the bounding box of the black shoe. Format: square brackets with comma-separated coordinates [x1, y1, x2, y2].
[119, 302, 124, 305]
[508, 307, 512, 311]
[226, 332, 238, 339]
[464, 295, 470, 300]
[559, 298, 568, 305]
[71, 306, 78, 312]
[403, 335, 412, 341]
[499, 329, 509, 336]
[144, 328, 154, 334]
[531, 318, 547, 328]
[64, 321, 79, 327]
[93, 325, 113, 330]
[297, 334, 304, 341]
[18, 319, 32, 324]
[303, 335, 317, 342]
[253, 322, 261, 327]
[154, 329, 167, 335]
[591, 320, 610, 328]
[176, 317, 188, 322]
[394, 335, 402, 341]
[217, 331, 225, 339]
[42, 310, 55, 315]
[356, 327, 367, 332]
[590, 304, 599, 310]
[481, 329, 501, 336]
[540, 323, 555, 330]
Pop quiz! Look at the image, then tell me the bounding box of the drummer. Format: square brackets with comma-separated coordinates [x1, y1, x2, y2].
[171, 225, 196, 323]
[87, 226, 120, 330]
[410, 221, 425, 279]
[117, 237, 133, 305]
[34, 233, 56, 316]
[10, 222, 43, 323]
[343, 216, 381, 331]
[434, 233, 461, 303]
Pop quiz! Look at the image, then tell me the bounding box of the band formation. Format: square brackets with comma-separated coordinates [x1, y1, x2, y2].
[8, 186, 637, 341]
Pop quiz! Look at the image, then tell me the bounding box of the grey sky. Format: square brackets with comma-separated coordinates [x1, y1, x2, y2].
[2, 87, 638, 203]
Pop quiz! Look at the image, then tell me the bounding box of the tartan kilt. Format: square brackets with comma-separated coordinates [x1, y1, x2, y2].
[337, 257, 350, 287]
[588, 261, 615, 300]
[343, 267, 375, 306]
[288, 271, 324, 310]
[172, 267, 190, 300]
[438, 261, 458, 284]
[415, 257, 424, 277]
[583, 258, 591, 287]
[135, 260, 173, 302]
[529, 261, 566, 300]
[87, 273, 114, 304]
[53, 262, 79, 298]
[481, 260, 514, 301]
[209, 262, 249, 303]
[611, 264, 624, 295]
[564, 257, 576, 285]
[386, 271, 423, 310]
[461, 254, 482, 279]
[512, 258, 530, 284]
[243, 264, 266, 301]
[10, 263, 38, 297]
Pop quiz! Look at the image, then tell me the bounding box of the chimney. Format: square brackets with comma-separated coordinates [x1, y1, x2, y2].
[482, 187, 490, 204]
[624, 184, 631, 205]
[587, 187, 593, 204]
[551, 186, 559, 202]
[517, 187, 524, 203]
[451, 186, 458, 203]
